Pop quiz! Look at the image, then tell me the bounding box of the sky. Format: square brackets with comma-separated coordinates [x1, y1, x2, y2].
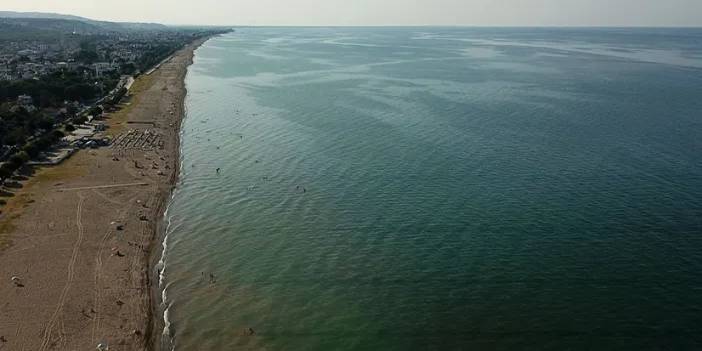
[3, 0, 702, 26]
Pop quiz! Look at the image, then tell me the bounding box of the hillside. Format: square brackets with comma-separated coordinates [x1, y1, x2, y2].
[0, 11, 86, 21]
[0, 18, 105, 36]
[0, 11, 168, 33]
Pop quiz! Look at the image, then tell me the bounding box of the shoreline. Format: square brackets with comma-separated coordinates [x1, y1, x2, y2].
[0, 37, 212, 351]
[148, 37, 209, 351]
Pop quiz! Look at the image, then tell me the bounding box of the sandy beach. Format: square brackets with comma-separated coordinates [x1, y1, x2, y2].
[0, 38, 207, 351]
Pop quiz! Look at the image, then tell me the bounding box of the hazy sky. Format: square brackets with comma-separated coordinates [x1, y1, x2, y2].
[3, 0, 702, 26]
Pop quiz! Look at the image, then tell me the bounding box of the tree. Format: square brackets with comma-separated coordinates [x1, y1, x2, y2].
[73, 115, 88, 125]
[121, 63, 136, 74]
[9, 151, 29, 168]
[38, 117, 54, 130]
[64, 84, 96, 101]
[106, 87, 128, 106]
[88, 106, 103, 117]
[4, 128, 26, 146]
[23, 142, 41, 158]
[52, 130, 65, 140]
[0, 164, 15, 180]
[66, 104, 79, 116]
[77, 50, 99, 64]
[39, 89, 56, 107]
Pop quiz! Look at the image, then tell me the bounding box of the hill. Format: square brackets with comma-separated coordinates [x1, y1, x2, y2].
[0, 18, 104, 36]
[0, 11, 168, 32]
[0, 11, 86, 21]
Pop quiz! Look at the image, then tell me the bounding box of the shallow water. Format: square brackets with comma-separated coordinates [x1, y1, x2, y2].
[160, 27, 702, 350]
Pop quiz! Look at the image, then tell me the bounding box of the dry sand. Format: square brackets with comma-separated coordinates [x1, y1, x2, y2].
[0, 38, 207, 351]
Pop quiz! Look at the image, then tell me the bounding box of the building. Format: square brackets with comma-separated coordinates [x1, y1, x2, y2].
[17, 94, 34, 106]
[93, 62, 118, 77]
[16, 95, 37, 112]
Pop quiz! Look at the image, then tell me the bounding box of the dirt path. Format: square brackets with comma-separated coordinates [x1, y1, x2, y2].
[39, 193, 85, 351]
[56, 182, 149, 192]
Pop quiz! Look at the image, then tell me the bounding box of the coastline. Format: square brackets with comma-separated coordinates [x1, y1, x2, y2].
[147, 36, 212, 351]
[0, 37, 210, 351]
[147, 37, 208, 351]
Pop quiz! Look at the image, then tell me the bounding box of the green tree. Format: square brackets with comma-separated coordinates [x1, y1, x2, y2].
[77, 50, 99, 64]
[65, 84, 96, 101]
[52, 130, 65, 140]
[0, 164, 15, 180]
[9, 151, 29, 168]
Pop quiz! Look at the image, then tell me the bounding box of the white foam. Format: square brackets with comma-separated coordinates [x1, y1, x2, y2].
[155, 42, 203, 350]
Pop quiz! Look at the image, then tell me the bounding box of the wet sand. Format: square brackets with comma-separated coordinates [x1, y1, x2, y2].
[0, 38, 207, 351]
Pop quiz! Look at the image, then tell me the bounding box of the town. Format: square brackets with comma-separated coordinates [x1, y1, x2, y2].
[0, 14, 229, 183]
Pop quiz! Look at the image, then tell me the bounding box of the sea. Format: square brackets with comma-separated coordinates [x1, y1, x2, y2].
[157, 27, 702, 350]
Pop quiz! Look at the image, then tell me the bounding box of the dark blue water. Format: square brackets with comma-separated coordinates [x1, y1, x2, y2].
[159, 27, 702, 350]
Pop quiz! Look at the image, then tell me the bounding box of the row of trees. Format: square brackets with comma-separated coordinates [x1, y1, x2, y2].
[0, 71, 102, 108]
[135, 43, 181, 71]
[0, 106, 55, 146]
[0, 128, 64, 180]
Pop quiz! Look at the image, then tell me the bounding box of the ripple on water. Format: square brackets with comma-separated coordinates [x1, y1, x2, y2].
[162, 28, 702, 351]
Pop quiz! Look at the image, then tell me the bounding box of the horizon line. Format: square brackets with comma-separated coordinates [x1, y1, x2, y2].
[3, 10, 701, 28]
[170, 24, 702, 29]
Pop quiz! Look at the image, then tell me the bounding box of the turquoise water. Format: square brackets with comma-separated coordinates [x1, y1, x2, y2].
[159, 28, 702, 350]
